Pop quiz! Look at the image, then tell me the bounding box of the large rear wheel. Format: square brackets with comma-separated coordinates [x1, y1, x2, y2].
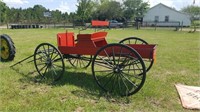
[92, 43, 146, 96]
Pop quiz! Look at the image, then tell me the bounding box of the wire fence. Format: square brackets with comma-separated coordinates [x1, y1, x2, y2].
[0, 21, 196, 32]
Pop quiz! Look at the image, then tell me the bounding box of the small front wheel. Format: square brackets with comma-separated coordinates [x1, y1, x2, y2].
[92, 43, 146, 96]
[68, 54, 92, 68]
[34, 43, 65, 83]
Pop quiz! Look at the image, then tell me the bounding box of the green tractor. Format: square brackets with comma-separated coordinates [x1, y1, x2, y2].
[0, 34, 15, 62]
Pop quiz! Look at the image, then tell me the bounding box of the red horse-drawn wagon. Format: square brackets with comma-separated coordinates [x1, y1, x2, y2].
[11, 21, 156, 96]
[32, 30, 156, 96]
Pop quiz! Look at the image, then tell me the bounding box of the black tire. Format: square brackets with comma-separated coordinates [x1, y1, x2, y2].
[68, 55, 92, 68]
[92, 43, 146, 96]
[119, 37, 154, 72]
[34, 43, 65, 83]
[0, 34, 15, 62]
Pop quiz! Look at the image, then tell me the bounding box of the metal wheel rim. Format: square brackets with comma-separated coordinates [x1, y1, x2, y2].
[0, 38, 10, 59]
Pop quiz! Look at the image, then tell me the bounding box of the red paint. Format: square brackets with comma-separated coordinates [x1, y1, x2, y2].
[91, 20, 109, 27]
[57, 32, 74, 47]
[57, 31, 156, 60]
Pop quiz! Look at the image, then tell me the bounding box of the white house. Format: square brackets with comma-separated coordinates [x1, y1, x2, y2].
[143, 3, 191, 27]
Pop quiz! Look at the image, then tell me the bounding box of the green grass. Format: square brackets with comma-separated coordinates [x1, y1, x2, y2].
[0, 28, 200, 111]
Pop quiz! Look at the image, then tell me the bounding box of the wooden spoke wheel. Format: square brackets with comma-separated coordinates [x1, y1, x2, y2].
[0, 34, 15, 62]
[119, 37, 154, 72]
[92, 43, 146, 96]
[34, 43, 65, 83]
[68, 54, 92, 68]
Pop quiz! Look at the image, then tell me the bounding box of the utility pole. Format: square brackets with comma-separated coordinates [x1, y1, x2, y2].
[0, 5, 1, 25]
[191, 0, 196, 32]
[193, 0, 195, 4]
[0, 0, 2, 25]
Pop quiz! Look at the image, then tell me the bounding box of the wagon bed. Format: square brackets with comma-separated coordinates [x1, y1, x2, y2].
[57, 31, 156, 60]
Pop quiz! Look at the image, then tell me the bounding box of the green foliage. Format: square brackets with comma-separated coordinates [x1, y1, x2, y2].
[181, 5, 200, 31]
[181, 5, 200, 20]
[0, 1, 9, 24]
[32, 5, 47, 23]
[191, 20, 200, 29]
[193, 20, 200, 26]
[123, 0, 149, 20]
[51, 10, 62, 23]
[76, 0, 94, 22]
[93, 0, 123, 20]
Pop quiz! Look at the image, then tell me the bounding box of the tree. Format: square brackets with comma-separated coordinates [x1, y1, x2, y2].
[32, 5, 47, 23]
[93, 1, 123, 20]
[51, 10, 62, 23]
[181, 5, 200, 32]
[62, 12, 69, 23]
[15, 8, 25, 23]
[8, 8, 22, 23]
[76, 0, 94, 23]
[24, 8, 34, 24]
[0, 1, 9, 24]
[181, 5, 200, 20]
[123, 0, 149, 20]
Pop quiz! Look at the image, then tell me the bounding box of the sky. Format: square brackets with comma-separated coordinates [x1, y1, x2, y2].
[2, 0, 200, 13]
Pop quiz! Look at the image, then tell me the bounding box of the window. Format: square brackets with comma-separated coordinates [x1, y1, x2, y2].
[155, 16, 159, 22]
[165, 16, 169, 22]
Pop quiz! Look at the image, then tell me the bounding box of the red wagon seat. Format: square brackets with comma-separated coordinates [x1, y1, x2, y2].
[57, 32, 75, 47]
[76, 31, 108, 47]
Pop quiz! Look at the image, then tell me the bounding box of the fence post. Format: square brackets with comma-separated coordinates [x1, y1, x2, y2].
[175, 22, 180, 31]
[136, 21, 139, 30]
[181, 21, 183, 31]
[154, 22, 157, 31]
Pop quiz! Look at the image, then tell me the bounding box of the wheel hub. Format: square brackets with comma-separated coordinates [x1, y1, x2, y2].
[46, 57, 52, 67]
[113, 65, 123, 73]
[1, 47, 5, 51]
[1, 39, 9, 59]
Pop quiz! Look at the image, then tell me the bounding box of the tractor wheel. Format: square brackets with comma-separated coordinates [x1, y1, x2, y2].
[0, 34, 15, 62]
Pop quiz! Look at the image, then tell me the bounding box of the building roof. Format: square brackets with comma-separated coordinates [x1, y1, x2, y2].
[149, 3, 190, 16]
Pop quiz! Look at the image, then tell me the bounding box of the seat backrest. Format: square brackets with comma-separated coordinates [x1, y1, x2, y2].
[57, 32, 74, 47]
[91, 31, 107, 40]
[76, 31, 108, 48]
